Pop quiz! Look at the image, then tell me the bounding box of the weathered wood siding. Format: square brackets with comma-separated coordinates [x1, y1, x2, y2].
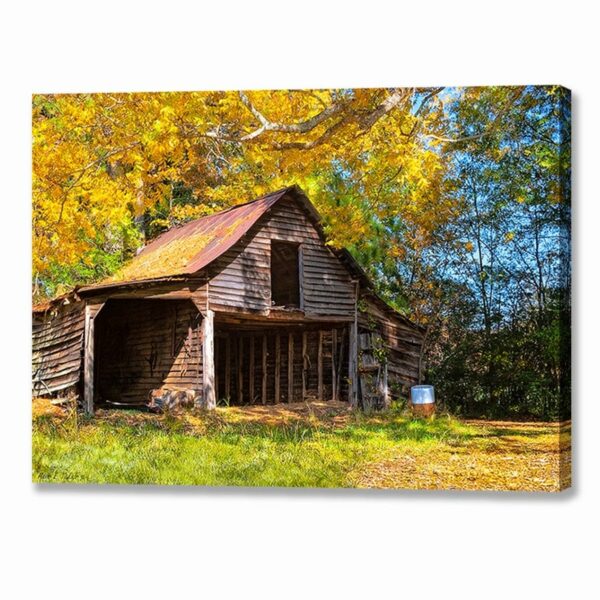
[95, 299, 203, 404]
[214, 325, 348, 404]
[207, 195, 356, 317]
[358, 294, 424, 398]
[32, 302, 85, 395]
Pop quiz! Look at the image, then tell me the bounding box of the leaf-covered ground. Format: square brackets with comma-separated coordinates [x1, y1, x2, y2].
[357, 419, 571, 491]
[32, 399, 570, 492]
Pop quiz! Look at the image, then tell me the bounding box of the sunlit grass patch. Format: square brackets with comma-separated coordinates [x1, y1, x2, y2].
[32, 399, 569, 491]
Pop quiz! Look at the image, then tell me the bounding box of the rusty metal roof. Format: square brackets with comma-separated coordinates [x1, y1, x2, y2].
[101, 186, 301, 286]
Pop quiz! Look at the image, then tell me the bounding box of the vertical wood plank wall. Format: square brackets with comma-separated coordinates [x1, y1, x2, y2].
[215, 327, 347, 405]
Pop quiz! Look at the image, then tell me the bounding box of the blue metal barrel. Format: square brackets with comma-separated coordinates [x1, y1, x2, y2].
[411, 385, 435, 405]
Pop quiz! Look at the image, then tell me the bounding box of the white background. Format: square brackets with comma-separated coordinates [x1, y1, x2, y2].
[1, 1, 597, 598]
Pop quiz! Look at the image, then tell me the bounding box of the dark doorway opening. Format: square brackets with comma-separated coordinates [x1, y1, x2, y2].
[94, 299, 202, 406]
[271, 240, 300, 307]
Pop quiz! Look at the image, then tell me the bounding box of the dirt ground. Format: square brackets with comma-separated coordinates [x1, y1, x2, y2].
[33, 398, 356, 428]
[217, 399, 354, 426]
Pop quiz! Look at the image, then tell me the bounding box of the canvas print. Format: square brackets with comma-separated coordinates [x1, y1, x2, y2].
[32, 86, 571, 491]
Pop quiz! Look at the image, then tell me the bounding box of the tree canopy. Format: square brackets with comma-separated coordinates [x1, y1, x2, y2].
[32, 85, 570, 418]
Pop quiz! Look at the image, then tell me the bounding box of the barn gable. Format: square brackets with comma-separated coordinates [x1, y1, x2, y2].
[206, 191, 357, 317]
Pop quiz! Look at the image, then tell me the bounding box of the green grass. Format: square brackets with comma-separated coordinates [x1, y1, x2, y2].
[32, 406, 478, 487]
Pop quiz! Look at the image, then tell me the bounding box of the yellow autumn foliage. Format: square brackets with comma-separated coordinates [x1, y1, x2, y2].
[32, 88, 452, 298]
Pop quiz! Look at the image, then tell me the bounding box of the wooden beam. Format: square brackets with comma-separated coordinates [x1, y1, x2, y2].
[202, 309, 216, 409]
[318, 330, 323, 400]
[225, 335, 231, 402]
[302, 331, 307, 401]
[336, 328, 345, 403]
[275, 334, 281, 404]
[349, 319, 359, 408]
[288, 333, 294, 402]
[331, 329, 337, 401]
[83, 302, 105, 417]
[262, 334, 267, 404]
[238, 337, 244, 404]
[348, 281, 360, 408]
[249, 336, 255, 404]
[83, 305, 94, 416]
[197, 312, 203, 394]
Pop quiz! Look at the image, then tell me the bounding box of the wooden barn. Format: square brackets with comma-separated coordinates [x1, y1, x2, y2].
[32, 186, 424, 414]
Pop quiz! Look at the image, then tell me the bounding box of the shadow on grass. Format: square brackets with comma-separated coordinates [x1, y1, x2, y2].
[34, 409, 537, 447]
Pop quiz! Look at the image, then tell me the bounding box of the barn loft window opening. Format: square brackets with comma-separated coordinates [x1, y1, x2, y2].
[270, 240, 300, 307]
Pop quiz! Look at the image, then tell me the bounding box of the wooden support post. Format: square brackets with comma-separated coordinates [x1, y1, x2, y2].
[83, 302, 105, 417]
[275, 334, 281, 404]
[288, 333, 294, 403]
[331, 329, 337, 401]
[349, 312, 359, 408]
[238, 337, 244, 404]
[262, 334, 268, 404]
[249, 336, 255, 404]
[225, 335, 231, 402]
[83, 304, 95, 416]
[302, 332, 307, 401]
[318, 330, 324, 401]
[336, 328, 345, 402]
[202, 309, 216, 409]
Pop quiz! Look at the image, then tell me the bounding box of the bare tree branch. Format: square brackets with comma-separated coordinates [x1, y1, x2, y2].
[238, 91, 348, 141]
[270, 117, 347, 150]
[357, 88, 412, 130]
[189, 87, 523, 152]
[237, 88, 436, 149]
